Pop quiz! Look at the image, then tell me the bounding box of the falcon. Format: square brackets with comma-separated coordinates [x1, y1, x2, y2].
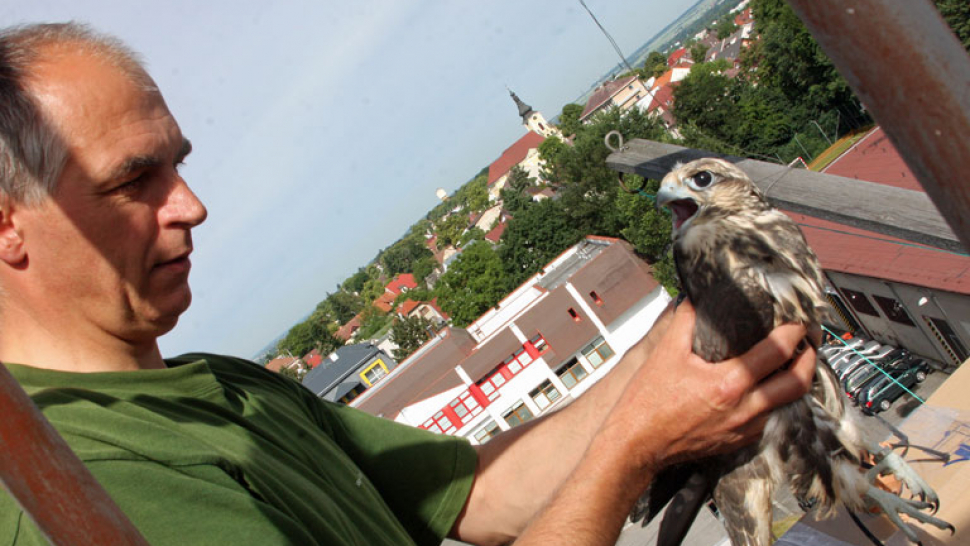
[630, 158, 953, 545]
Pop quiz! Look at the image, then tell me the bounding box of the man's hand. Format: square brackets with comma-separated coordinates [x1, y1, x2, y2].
[511, 301, 815, 546]
[599, 300, 816, 478]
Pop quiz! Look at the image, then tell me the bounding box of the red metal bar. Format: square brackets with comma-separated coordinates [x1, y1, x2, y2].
[0, 364, 150, 546]
[786, 0, 970, 252]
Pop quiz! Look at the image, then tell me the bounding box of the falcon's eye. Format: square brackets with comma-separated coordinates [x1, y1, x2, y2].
[690, 171, 714, 189]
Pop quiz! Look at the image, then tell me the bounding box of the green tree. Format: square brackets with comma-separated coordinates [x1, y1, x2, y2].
[458, 226, 487, 248]
[355, 305, 393, 340]
[278, 365, 306, 382]
[435, 213, 469, 248]
[499, 164, 536, 214]
[689, 41, 709, 64]
[381, 234, 433, 277]
[411, 254, 437, 286]
[557, 103, 584, 137]
[342, 268, 369, 294]
[434, 242, 509, 327]
[643, 50, 669, 79]
[390, 315, 435, 361]
[715, 11, 739, 40]
[614, 175, 670, 261]
[538, 106, 666, 238]
[277, 318, 340, 359]
[315, 291, 363, 324]
[499, 199, 584, 287]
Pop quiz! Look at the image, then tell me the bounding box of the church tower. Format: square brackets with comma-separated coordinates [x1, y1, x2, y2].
[509, 89, 557, 138]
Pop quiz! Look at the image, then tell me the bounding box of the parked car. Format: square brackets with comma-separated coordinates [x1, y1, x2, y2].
[835, 344, 900, 382]
[842, 349, 911, 404]
[859, 358, 932, 414]
[827, 340, 883, 372]
[820, 336, 868, 361]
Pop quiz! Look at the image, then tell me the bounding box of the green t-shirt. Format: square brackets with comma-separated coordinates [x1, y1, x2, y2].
[0, 354, 476, 546]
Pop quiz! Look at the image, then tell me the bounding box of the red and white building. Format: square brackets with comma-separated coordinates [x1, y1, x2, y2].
[349, 237, 671, 444]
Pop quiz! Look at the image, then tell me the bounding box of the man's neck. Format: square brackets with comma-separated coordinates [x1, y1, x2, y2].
[0, 306, 166, 372]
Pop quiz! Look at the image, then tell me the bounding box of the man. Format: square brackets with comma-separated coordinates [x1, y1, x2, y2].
[0, 23, 815, 546]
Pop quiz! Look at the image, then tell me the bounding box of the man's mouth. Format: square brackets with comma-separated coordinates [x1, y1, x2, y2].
[669, 199, 699, 230]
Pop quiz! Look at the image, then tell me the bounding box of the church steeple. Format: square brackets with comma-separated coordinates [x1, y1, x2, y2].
[507, 88, 557, 138]
[509, 89, 535, 122]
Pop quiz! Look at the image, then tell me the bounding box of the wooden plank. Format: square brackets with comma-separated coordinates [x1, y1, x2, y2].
[0, 364, 150, 546]
[784, 0, 970, 253]
[606, 139, 963, 254]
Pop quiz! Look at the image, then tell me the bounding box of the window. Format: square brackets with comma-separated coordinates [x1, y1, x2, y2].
[448, 391, 483, 424]
[589, 291, 603, 306]
[338, 383, 367, 405]
[421, 411, 456, 435]
[568, 307, 581, 322]
[871, 295, 915, 326]
[472, 420, 502, 444]
[841, 288, 880, 317]
[529, 334, 549, 354]
[503, 347, 533, 374]
[529, 380, 562, 411]
[581, 336, 615, 368]
[503, 401, 534, 428]
[556, 358, 588, 389]
[360, 359, 389, 386]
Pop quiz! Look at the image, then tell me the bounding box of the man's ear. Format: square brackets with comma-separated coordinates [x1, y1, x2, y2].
[0, 199, 27, 265]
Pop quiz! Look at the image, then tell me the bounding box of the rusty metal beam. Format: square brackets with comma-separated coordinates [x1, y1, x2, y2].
[786, 0, 970, 253]
[0, 364, 150, 546]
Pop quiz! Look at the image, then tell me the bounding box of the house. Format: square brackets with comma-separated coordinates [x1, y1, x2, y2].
[265, 355, 302, 373]
[301, 344, 398, 405]
[486, 131, 546, 201]
[579, 75, 651, 123]
[302, 349, 324, 369]
[373, 273, 418, 313]
[397, 297, 449, 325]
[791, 127, 970, 367]
[350, 236, 672, 444]
[335, 313, 363, 342]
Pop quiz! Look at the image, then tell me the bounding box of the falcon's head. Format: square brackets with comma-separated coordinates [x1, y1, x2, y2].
[656, 158, 767, 240]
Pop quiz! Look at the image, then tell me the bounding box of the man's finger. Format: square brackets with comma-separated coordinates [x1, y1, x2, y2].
[733, 323, 808, 383]
[744, 342, 817, 414]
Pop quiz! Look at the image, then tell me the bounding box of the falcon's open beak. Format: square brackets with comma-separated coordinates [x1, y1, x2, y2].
[656, 183, 699, 232]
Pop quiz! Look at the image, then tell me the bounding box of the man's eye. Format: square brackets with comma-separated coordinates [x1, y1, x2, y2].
[114, 174, 148, 193]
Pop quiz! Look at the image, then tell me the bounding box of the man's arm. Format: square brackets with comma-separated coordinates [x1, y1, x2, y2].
[451, 302, 815, 545]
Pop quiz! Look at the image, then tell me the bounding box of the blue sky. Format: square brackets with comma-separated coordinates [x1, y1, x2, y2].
[4, 1, 694, 358]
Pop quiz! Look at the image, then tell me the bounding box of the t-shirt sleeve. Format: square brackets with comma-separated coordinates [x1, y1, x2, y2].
[314, 401, 477, 546]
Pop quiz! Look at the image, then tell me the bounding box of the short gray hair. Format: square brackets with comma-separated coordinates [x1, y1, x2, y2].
[0, 22, 154, 205]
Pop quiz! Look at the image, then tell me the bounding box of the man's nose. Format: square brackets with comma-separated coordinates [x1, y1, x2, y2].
[161, 175, 208, 228]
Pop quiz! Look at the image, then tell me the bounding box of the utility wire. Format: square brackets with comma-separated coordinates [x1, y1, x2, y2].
[578, 0, 636, 75]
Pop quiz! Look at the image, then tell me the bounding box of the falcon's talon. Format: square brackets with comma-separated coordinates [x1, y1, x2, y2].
[865, 487, 954, 543]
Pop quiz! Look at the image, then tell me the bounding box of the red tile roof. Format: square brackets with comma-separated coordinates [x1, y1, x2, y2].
[487, 132, 546, 186]
[667, 47, 688, 67]
[823, 127, 923, 191]
[335, 315, 362, 342]
[580, 75, 639, 120]
[647, 84, 675, 113]
[801, 126, 970, 295]
[265, 356, 299, 372]
[485, 221, 507, 243]
[398, 299, 421, 317]
[385, 273, 417, 295]
[374, 292, 395, 313]
[302, 349, 323, 369]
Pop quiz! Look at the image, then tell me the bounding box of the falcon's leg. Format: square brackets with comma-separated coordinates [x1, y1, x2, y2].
[840, 444, 956, 543]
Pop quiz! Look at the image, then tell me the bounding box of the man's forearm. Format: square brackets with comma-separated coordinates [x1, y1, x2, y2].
[451, 305, 675, 544]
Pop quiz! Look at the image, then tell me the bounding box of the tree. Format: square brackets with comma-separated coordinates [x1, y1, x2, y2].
[435, 213, 469, 248]
[277, 317, 340, 359]
[390, 315, 435, 361]
[355, 305, 393, 341]
[458, 226, 487, 248]
[539, 101, 667, 238]
[342, 268, 369, 294]
[557, 103, 584, 137]
[614, 175, 670, 261]
[434, 242, 509, 327]
[715, 11, 739, 40]
[499, 199, 583, 288]
[689, 41, 709, 64]
[381, 234, 433, 277]
[278, 365, 306, 382]
[499, 165, 536, 214]
[642, 50, 669, 79]
[315, 291, 363, 324]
